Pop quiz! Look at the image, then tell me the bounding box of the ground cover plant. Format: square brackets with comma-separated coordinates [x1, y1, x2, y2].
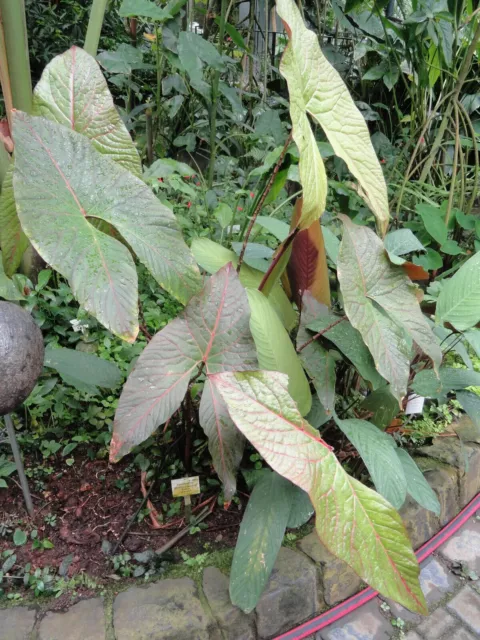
[0, 0, 479, 616]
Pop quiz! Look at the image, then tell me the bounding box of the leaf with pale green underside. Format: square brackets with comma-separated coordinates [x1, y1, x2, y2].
[229, 469, 296, 612]
[119, 0, 177, 20]
[44, 346, 122, 395]
[335, 417, 407, 509]
[338, 216, 441, 402]
[0, 166, 28, 277]
[384, 229, 424, 265]
[13, 112, 201, 340]
[33, 47, 141, 177]
[464, 329, 480, 358]
[436, 252, 480, 331]
[199, 379, 245, 502]
[111, 264, 257, 471]
[212, 370, 427, 614]
[302, 291, 384, 389]
[191, 238, 296, 331]
[247, 288, 311, 416]
[276, 0, 389, 234]
[395, 448, 441, 516]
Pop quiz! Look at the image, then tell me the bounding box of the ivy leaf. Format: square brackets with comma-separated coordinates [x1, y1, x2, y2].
[337, 216, 441, 402]
[229, 469, 296, 613]
[436, 252, 480, 331]
[212, 370, 427, 614]
[395, 449, 441, 516]
[111, 264, 257, 462]
[335, 417, 407, 509]
[0, 166, 28, 276]
[13, 112, 201, 340]
[276, 0, 389, 234]
[247, 288, 311, 416]
[303, 292, 384, 389]
[33, 47, 141, 177]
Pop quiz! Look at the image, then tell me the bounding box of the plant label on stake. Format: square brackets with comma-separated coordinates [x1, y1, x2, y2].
[171, 476, 200, 522]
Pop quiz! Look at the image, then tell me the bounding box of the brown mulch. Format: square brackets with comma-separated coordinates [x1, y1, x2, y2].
[0, 453, 243, 592]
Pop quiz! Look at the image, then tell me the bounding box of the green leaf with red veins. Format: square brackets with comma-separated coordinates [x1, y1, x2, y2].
[337, 215, 441, 403]
[12, 112, 201, 340]
[111, 263, 257, 463]
[199, 379, 246, 502]
[211, 370, 427, 615]
[33, 46, 141, 177]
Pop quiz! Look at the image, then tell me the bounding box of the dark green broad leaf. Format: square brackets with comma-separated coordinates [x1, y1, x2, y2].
[335, 417, 407, 509]
[413, 248, 443, 271]
[395, 449, 440, 515]
[436, 252, 480, 331]
[33, 47, 141, 176]
[44, 346, 122, 395]
[287, 488, 314, 528]
[456, 391, 480, 433]
[431, 323, 472, 369]
[97, 44, 155, 74]
[111, 264, 257, 497]
[322, 226, 340, 265]
[338, 216, 441, 403]
[416, 204, 448, 245]
[162, 73, 188, 96]
[297, 299, 336, 416]
[305, 394, 330, 429]
[302, 291, 384, 389]
[229, 470, 298, 613]
[13, 113, 201, 341]
[411, 368, 480, 399]
[361, 387, 400, 430]
[0, 167, 28, 276]
[119, 0, 183, 20]
[384, 229, 424, 265]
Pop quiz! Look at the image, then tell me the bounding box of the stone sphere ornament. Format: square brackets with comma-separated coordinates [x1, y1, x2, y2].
[0, 302, 44, 416]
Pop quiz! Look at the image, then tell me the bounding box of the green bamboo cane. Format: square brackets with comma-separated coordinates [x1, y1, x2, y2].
[84, 0, 109, 57]
[0, 0, 32, 113]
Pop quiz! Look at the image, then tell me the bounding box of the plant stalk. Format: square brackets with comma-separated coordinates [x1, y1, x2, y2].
[84, 0, 109, 57]
[237, 132, 293, 272]
[207, 0, 228, 188]
[419, 19, 480, 183]
[5, 414, 33, 516]
[0, 0, 32, 113]
[297, 316, 347, 353]
[258, 227, 298, 291]
[0, 12, 13, 129]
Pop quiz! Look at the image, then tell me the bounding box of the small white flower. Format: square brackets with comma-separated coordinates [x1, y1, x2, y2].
[70, 319, 89, 335]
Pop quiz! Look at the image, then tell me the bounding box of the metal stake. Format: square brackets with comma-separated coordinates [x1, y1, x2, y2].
[4, 414, 33, 516]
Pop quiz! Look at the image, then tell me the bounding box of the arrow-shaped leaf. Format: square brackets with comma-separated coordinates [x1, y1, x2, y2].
[111, 264, 257, 465]
[33, 47, 141, 177]
[13, 112, 201, 340]
[212, 370, 427, 614]
[276, 0, 389, 233]
[337, 215, 441, 402]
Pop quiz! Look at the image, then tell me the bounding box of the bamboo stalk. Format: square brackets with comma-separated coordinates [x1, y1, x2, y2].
[84, 0, 109, 57]
[0, 0, 32, 113]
